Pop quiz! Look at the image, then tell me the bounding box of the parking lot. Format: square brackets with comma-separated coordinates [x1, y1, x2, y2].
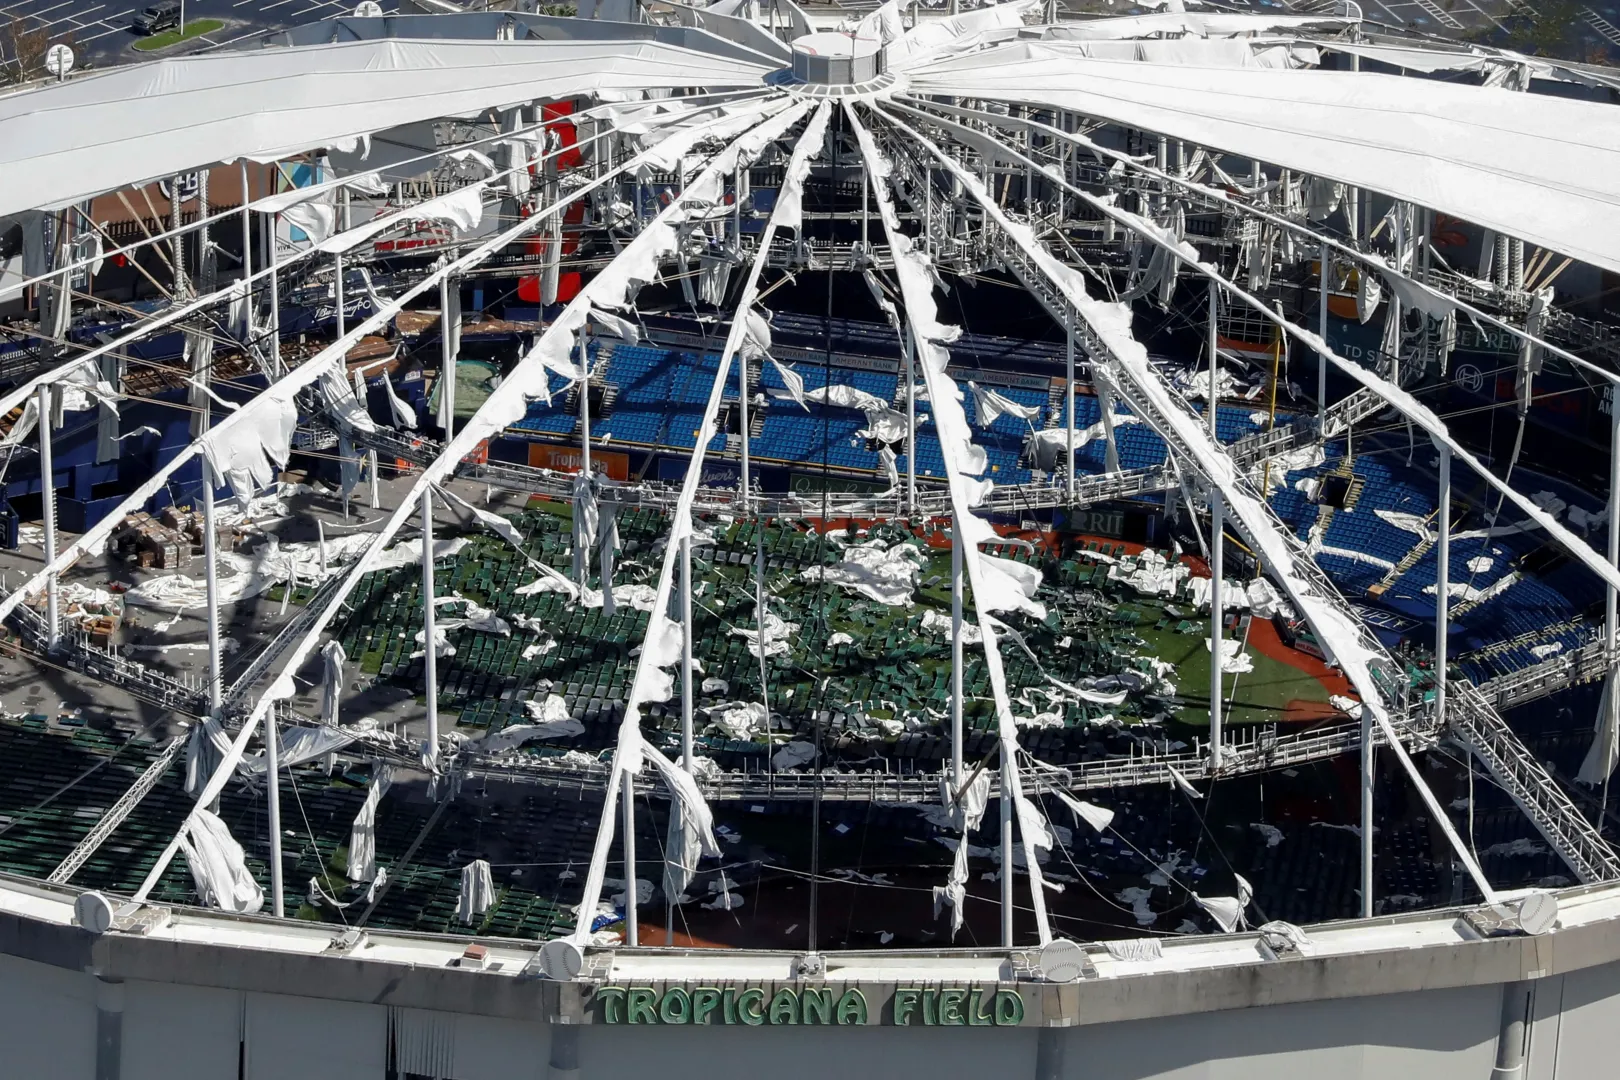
[1, 0, 397, 71]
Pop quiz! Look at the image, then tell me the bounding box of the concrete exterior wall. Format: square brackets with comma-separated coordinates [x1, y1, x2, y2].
[2, 946, 1620, 1079]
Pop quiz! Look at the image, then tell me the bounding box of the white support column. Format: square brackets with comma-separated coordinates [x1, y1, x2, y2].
[38, 384, 58, 650]
[266, 701, 285, 918]
[1609, 399, 1620, 658]
[439, 276, 457, 439]
[239, 163, 252, 302]
[267, 214, 282, 375]
[1065, 321, 1076, 497]
[1207, 282, 1219, 441]
[950, 518, 965, 784]
[622, 772, 638, 947]
[202, 465, 222, 716]
[1435, 443, 1451, 723]
[1360, 693, 1375, 919]
[579, 324, 591, 479]
[1209, 491, 1224, 769]
[1000, 754, 1014, 948]
[368, 449, 380, 510]
[1606, 402, 1620, 826]
[905, 326, 917, 514]
[421, 488, 439, 772]
[739, 348, 751, 505]
[681, 535, 694, 771]
[1319, 240, 1330, 430]
[1391, 207, 1405, 386]
[335, 189, 349, 339]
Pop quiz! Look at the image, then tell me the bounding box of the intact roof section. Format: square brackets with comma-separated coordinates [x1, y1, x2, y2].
[0, 36, 772, 218]
[909, 47, 1620, 274]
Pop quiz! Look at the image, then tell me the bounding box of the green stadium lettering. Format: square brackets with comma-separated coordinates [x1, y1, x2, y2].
[597, 986, 1020, 1026]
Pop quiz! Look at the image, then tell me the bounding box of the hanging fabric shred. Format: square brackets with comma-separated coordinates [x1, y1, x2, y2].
[186, 329, 214, 438]
[572, 470, 599, 586]
[771, 358, 808, 411]
[184, 716, 230, 796]
[382, 370, 417, 430]
[320, 639, 346, 725]
[97, 352, 122, 463]
[968, 380, 1040, 427]
[1194, 873, 1254, 933]
[597, 480, 621, 617]
[180, 808, 265, 914]
[1578, 665, 1619, 785]
[346, 766, 392, 883]
[456, 859, 495, 924]
[1049, 788, 1114, 833]
[1168, 765, 1203, 799]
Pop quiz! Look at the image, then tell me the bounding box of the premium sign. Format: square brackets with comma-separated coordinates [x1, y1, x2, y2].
[595, 985, 1024, 1027]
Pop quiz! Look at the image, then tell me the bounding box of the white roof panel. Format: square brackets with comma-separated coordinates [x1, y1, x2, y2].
[0, 37, 770, 218]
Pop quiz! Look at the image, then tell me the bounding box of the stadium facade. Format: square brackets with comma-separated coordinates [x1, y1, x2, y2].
[1, 1, 1620, 1076]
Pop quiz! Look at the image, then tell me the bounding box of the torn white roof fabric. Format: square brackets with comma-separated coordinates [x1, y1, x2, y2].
[457, 859, 495, 924]
[180, 808, 265, 914]
[0, 39, 771, 217]
[908, 50, 1620, 273]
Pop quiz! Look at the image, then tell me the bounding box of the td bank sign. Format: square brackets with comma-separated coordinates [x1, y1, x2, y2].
[595, 984, 1026, 1027]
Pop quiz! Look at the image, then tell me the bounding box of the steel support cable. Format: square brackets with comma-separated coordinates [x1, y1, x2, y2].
[568, 98, 827, 945]
[874, 100, 1504, 905]
[132, 95, 806, 909]
[849, 102, 1056, 946]
[1, 86, 770, 304]
[882, 98, 1620, 601]
[0, 90, 779, 437]
[896, 94, 1620, 392]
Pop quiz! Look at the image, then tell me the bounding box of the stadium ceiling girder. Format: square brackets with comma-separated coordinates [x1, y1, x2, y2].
[9, 0, 1620, 924]
[879, 96, 1620, 604]
[0, 94, 763, 635]
[127, 101, 812, 909]
[906, 44, 1620, 276]
[0, 35, 773, 220]
[860, 101, 1507, 901]
[848, 101, 1061, 943]
[894, 94, 1620, 394]
[566, 99, 831, 948]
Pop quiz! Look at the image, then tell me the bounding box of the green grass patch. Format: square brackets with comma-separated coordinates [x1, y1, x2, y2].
[132, 18, 223, 51]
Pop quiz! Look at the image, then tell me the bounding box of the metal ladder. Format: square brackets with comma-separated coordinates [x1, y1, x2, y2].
[1449, 685, 1620, 883]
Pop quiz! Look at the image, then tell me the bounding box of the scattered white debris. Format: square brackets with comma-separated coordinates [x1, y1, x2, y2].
[1116, 887, 1157, 926]
[730, 611, 799, 658]
[919, 607, 981, 643]
[800, 539, 925, 606]
[709, 701, 767, 740]
[1205, 637, 1254, 675]
[1530, 642, 1564, 659]
[1251, 823, 1283, 848]
[772, 741, 817, 770]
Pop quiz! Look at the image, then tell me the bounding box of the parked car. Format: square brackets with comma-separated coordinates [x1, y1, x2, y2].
[131, 2, 180, 34]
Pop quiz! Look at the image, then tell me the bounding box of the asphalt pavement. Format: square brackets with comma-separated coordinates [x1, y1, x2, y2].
[1, 0, 397, 72]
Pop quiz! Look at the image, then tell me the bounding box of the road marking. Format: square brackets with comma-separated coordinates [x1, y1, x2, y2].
[78, 24, 128, 42]
[261, 0, 302, 9]
[292, 1, 329, 12]
[16, 0, 76, 20]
